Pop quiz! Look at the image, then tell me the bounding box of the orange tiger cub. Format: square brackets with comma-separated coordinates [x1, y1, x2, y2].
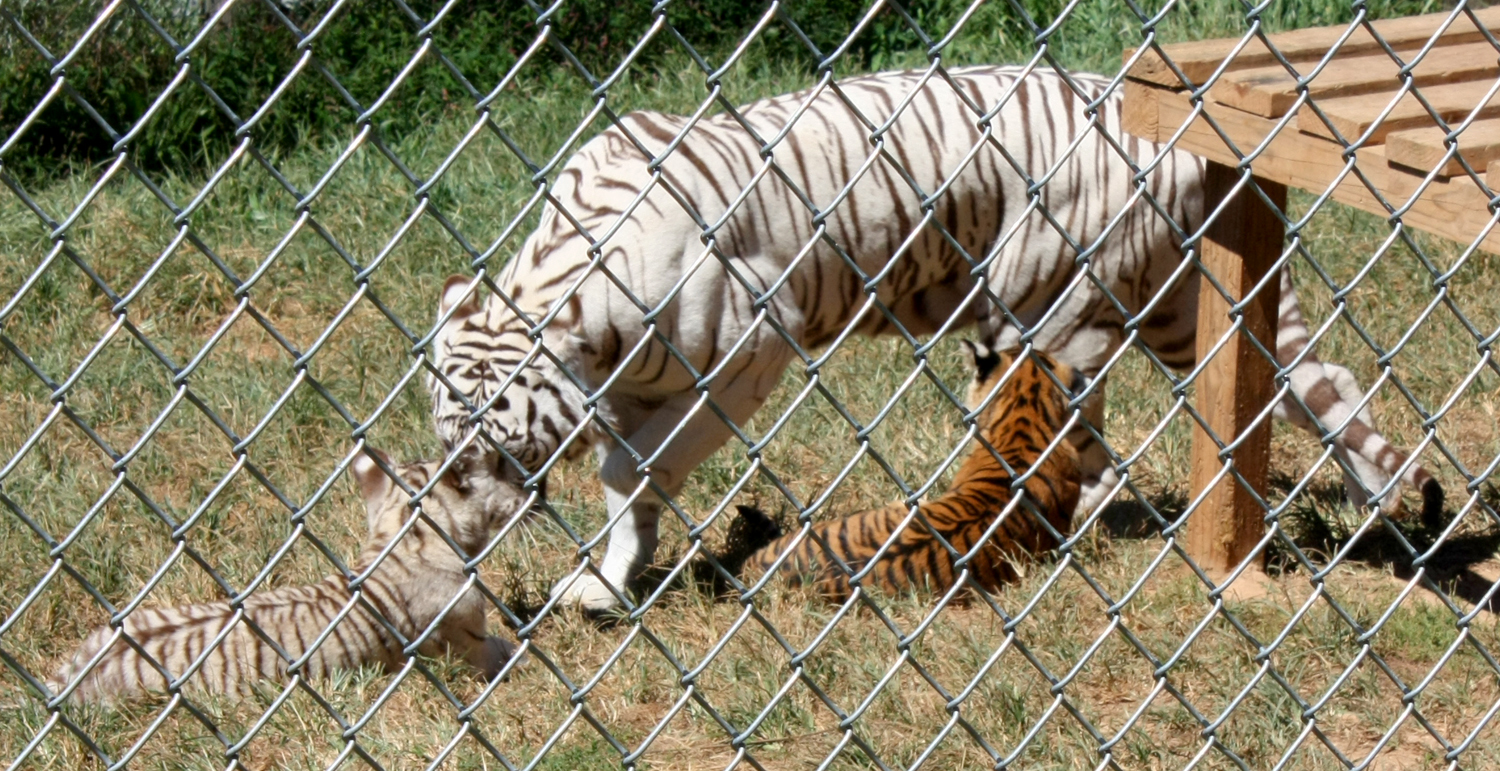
[743, 344, 1082, 599]
[49, 450, 526, 704]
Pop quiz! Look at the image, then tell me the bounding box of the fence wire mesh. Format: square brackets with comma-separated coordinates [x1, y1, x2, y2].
[3, 0, 1500, 769]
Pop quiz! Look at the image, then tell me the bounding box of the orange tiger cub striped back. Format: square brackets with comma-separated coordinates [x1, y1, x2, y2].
[743, 344, 1082, 599]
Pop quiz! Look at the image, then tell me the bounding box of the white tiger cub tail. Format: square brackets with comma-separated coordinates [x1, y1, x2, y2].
[49, 450, 525, 704]
[1271, 270, 1443, 526]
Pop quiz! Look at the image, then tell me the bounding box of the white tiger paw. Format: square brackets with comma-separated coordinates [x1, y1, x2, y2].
[1074, 470, 1121, 525]
[550, 572, 625, 615]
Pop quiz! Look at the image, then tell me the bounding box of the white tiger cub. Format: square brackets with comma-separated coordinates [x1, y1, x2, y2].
[429, 65, 1441, 612]
[49, 450, 525, 703]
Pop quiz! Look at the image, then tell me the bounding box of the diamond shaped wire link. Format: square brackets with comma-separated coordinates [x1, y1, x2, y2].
[4, 0, 1500, 769]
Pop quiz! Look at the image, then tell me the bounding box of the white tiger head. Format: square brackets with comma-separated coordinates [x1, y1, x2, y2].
[428, 275, 590, 475]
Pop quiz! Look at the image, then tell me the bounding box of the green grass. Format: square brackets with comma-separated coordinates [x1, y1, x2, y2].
[4, 0, 1500, 769]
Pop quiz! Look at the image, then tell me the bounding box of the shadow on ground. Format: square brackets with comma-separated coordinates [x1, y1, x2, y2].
[1094, 476, 1500, 612]
[502, 481, 1500, 627]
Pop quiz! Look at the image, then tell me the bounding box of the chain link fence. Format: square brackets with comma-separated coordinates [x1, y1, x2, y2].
[4, 0, 1500, 769]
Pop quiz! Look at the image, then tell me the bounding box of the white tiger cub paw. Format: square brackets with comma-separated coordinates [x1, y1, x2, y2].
[478, 636, 524, 681]
[550, 572, 625, 615]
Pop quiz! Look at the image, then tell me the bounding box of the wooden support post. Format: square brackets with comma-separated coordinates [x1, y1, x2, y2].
[1188, 161, 1286, 580]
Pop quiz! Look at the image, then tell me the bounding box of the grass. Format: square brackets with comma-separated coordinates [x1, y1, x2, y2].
[4, 0, 1500, 769]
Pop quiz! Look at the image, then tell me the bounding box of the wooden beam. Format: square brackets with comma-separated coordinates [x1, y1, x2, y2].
[1136, 78, 1500, 254]
[1123, 79, 1163, 142]
[1188, 162, 1286, 578]
[1299, 78, 1500, 143]
[1386, 118, 1500, 176]
[1210, 41, 1500, 119]
[1126, 7, 1500, 88]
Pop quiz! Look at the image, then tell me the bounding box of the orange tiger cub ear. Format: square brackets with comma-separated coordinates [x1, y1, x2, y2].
[1065, 365, 1089, 398]
[962, 339, 1003, 384]
[440, 275, 481, 317]
[351, 448, 395, 502]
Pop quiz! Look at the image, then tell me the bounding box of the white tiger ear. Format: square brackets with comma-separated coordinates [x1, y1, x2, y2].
[351, 449, 395, 503]
[440, 275, 480, 317]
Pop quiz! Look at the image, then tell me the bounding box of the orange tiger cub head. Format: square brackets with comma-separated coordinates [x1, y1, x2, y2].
[960, 341, 1086, 423]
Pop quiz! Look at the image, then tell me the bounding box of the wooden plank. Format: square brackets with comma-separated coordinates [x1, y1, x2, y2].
[1188, 162, 1284, 578]
[1126, 7, 1500, 88]
[1386, 118, 1500, 175]
[1123, 79, 1162, 142]
[1212, 41, 1500, 118]
[1489, 161, 1500, 191]
[1143, 83, 1500, 254]
[1301, 78, 1500, 143]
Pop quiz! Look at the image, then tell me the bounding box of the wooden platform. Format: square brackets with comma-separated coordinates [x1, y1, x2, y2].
[1125, 7, 1500, 255]
[1121, 10, 1500, 581]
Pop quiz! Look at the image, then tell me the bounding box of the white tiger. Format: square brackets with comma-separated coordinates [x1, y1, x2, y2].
[50, 449, 525, 703]
[429, 66, 1441, 612]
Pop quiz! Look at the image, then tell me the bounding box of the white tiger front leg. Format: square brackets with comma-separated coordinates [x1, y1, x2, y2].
[552, 387, 771, 613]
[1070, 377, 1115, 523]
[551, 451, 664, 612]
[425, 585, 516, 679]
